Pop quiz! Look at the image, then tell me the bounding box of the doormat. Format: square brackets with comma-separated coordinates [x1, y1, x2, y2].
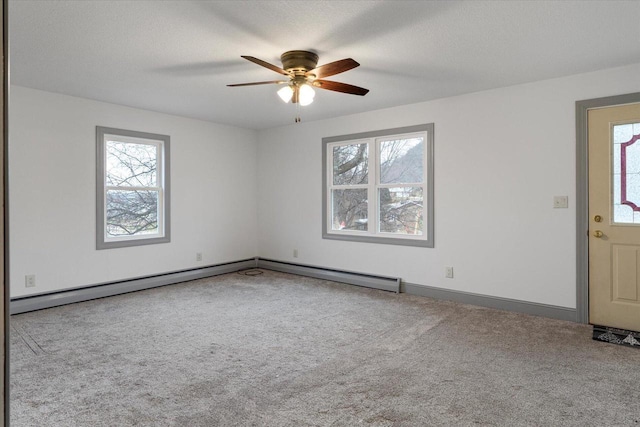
[593, 325, 640, 348]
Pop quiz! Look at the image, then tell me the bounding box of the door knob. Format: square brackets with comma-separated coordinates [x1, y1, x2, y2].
[593, 230, 603, 238]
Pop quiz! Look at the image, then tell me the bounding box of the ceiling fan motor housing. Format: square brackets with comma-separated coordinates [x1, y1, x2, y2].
[280, 50, 319, 74]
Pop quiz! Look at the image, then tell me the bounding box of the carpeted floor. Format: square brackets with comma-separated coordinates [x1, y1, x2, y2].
[10, 270, 640, 426]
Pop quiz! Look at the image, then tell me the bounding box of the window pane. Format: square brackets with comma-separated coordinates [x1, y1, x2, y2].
[106, 189, 159, 237]
[333, 143, 368, 185]
[331, 189, 368, 231]
[379, 137, 423, 184]
[613, 123, 640, 225]
[379, 187, 423, 235]
[106, 140, 157, 187]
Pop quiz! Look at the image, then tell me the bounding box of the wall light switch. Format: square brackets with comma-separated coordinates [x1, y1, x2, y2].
[553, 196, 568, 208]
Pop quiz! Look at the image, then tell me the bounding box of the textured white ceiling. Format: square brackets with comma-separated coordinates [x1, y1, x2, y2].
[9, 0, 640, 130]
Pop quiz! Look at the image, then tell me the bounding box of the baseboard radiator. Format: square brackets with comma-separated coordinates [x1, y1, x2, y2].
[10, 258, 258, 315]
[257, 258, 400, 293]
[11, 257, 573, 323]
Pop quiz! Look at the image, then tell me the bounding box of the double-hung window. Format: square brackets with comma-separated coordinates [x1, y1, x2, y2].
[323, 124, 434, 247]
[96, 126, 170, 249]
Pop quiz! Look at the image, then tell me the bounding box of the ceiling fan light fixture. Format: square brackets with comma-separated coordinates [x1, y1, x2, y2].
[229, 51, 368, 119]
[298, 83, 315, 106]
[277, 85, 294, 103]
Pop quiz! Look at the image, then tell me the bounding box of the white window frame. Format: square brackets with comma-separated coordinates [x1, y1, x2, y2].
[322, 124, 434, 248]
[96, 126, 171, 249]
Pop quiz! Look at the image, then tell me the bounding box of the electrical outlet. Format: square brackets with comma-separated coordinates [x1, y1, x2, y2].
[196, 252, 202, 262]
[293, 249, 298, 258]
[25, 274, 36, 288]
[553, 196, 568, 208]
[445, 267, 454, 279]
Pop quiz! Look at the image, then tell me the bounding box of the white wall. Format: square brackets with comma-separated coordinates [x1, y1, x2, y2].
[257, 63, 640, 309]
[10, 86, 258, 298]
[10, 63, 640, 307]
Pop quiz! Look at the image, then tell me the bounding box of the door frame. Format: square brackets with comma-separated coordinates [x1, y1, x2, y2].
[2, 0, 8, 423]
[575, 92, 640, 324]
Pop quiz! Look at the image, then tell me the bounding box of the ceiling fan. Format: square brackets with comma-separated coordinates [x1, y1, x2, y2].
[227, 50, 369, 109]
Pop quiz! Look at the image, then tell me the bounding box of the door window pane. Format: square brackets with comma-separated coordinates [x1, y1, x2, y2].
[613, 123, 640, 224]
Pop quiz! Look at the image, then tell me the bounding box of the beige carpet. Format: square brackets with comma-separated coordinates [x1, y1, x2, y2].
[10, 270, 640, 426]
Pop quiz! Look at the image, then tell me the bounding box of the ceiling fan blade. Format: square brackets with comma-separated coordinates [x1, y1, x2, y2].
[227, 80, 288, 87]
[307, 58, 359, 79]
[313, 80, 369, 96]
[241, 56, 290, 76]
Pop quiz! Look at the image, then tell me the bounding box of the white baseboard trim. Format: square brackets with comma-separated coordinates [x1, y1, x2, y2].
[402, 282, 577, 322]
[10, 258, 258, 315]
[257, 258, 400, 293]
